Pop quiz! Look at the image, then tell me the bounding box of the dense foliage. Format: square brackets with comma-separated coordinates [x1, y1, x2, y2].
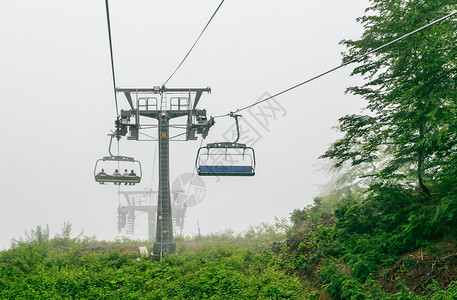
[2, 208, 457, 299]
[322, 0, 457, 198]
[285, 194, 457, 299]
[0, 224, 306, 299]
[295, 0, 457, 298]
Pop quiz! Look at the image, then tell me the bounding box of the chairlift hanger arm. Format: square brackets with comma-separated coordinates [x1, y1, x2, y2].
[106, 133, 135, 161]
[229, 113, 242, 144]
[108, 133, 115, 156]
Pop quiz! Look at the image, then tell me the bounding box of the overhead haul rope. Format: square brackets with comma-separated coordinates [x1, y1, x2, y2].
[105, 0, 124, 160]
[104, 0, 120, 118]
[212, 10, 457, 119]
[164, 0, 225, 85]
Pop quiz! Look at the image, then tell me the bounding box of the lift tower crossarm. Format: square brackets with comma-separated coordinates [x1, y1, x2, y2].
[116, 87, 211, 109]
[116, 87, 211, 93]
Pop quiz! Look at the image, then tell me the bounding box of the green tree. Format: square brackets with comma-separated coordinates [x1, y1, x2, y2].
[322, 0, 457, 197]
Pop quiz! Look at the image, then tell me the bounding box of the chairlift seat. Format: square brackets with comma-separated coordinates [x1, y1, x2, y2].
[198, 165, 254, 176]
[95, 174, 141, 185]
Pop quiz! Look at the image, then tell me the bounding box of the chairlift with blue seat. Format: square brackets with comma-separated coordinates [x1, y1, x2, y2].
[196, 114, 256, 176]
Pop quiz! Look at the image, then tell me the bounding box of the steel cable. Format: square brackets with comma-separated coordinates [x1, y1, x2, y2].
[104, 0, 120, 118]
[212, 10, 457, 119]
[164, 0, 225, 85]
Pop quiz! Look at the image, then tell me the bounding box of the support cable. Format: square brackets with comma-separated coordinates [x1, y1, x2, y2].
[105, 0, 120, 118]
[212, 10, 457, 119]
[163, 0, 225, 85]
[151, 141, 158, 188]
[139, 132, 159, 141]
[169, 131, 188, 140]
[117, 139, 120, 170]
[117, 139, 121, 238]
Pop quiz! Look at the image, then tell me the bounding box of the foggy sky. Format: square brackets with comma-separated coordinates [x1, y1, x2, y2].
[0, 0, 369, 250]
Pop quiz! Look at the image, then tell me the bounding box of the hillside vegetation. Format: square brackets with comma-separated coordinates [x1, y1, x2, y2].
[0, 223, 307, 299]
[1, 213, 457, 299]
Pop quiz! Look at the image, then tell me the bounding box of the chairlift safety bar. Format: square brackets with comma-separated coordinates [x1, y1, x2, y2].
[102, 155, 135, 162]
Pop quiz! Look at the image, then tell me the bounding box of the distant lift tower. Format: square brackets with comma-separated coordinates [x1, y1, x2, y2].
[118, 189, 157, 240]
[114, 86, 213, 255]
[117, 188, 187, 241]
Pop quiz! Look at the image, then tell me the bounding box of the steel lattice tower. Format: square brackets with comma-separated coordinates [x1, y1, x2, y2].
[115, 86, 213, 257]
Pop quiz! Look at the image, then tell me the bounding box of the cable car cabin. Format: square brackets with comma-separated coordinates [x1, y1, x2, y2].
[94, 156, 142, 185]
[196, 142, 255, 176]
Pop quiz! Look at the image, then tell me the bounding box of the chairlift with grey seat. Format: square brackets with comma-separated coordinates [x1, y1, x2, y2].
[94, 134, 142, 185]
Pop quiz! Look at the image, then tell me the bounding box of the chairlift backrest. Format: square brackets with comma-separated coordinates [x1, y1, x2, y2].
[195, 143, 256, 176]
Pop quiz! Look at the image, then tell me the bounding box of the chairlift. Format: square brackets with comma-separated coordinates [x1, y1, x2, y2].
[196, 113, 256, 176]
[94, 135, 142, 185]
